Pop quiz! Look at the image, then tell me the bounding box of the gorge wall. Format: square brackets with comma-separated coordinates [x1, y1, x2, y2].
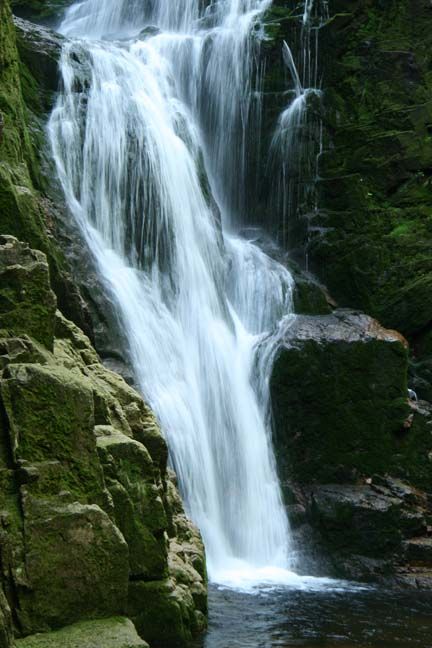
[262, 0, 432, 586]
[0, 3, 206, 647]
[1, 0, 432, 645]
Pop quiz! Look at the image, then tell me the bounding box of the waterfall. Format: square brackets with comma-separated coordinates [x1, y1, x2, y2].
[49, 0, 296, 585]
[270, 0, 327, 256]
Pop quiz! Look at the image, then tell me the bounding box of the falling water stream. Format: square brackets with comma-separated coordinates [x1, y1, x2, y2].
[46, 1, 432, 644]
[49, 0, 301, 586]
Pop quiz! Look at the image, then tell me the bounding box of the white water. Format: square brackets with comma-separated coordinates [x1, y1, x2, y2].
[270, 1, 327, 253]
[48, 0, 311, 587]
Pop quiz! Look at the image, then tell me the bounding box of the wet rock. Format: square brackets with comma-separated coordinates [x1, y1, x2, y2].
[14, 16, 64, 103]
[288, 478, 432, 585]
[271, 309, 410, 486]
[11, 0, 70, 25]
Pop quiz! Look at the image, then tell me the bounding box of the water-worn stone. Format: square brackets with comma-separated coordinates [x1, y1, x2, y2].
[15, 617, 148, 648]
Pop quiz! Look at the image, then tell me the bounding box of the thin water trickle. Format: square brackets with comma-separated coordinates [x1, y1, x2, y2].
[49, 0, 302, 587]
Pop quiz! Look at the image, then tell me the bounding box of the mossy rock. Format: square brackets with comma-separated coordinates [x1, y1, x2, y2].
[271, 310, 410, 486]
[97, 429, 168, 580]
[16, 500, 129, 634]
[0, 237, 56, 350]
[127, 579, 200, 648]
[16, 617, 148, 648]
[0, 587, 14, 648]
[1, 362, 105, 503]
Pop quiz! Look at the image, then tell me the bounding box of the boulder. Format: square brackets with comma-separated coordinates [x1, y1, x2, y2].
[128, 579, 205, 647]
[271, 309, 410, 486]
[287, 474, 432, 585]
[97, 429, 168, 580]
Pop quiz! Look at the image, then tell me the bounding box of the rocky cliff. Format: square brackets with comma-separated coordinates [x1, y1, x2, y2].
[1, 4, 432, 645]
[0, 238, 207, 647]
[261, 0, 432, 395]
[263, 0, 432, 588]
[0, 2, 207, 646]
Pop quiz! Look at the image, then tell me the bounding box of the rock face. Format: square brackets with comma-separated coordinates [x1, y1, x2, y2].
[14, 16, 64, 101]
[260, 1, 432, 399]
[0, 236, 57, 349]
[271, 310, 411, 484]
[0, 0, 92, 340]
[0, 238, 207, 647]
[271, 310, 432, 585]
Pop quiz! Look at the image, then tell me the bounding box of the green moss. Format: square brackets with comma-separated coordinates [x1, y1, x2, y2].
[17, 501, 129, 634]
[0, 238, 57, 349]
[1, 363, 106, 503]
[16, 617, 148, 648]
[128, 580, 200, 647]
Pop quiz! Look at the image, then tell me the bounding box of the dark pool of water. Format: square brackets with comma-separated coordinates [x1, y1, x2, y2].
[194, 584, 432, 648]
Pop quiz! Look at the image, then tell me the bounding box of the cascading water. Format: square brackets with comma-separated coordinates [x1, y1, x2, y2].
[49, 0, 298, 585]
[270, 0, 328, 256]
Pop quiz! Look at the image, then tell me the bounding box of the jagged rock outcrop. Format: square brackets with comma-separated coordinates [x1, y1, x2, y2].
[0, 0, 92, 339]
[271, 309, 432, 585]
[0, 237, 207, 647]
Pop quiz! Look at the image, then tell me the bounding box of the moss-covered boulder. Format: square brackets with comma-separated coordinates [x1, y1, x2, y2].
[16, 617, 148, 648]
[271, 309, 411, 486]
[97, 429, 168, 580]
[128, 578, 206, 647]
[1, 361, 105, 502]
[271, 308, 432, 584]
